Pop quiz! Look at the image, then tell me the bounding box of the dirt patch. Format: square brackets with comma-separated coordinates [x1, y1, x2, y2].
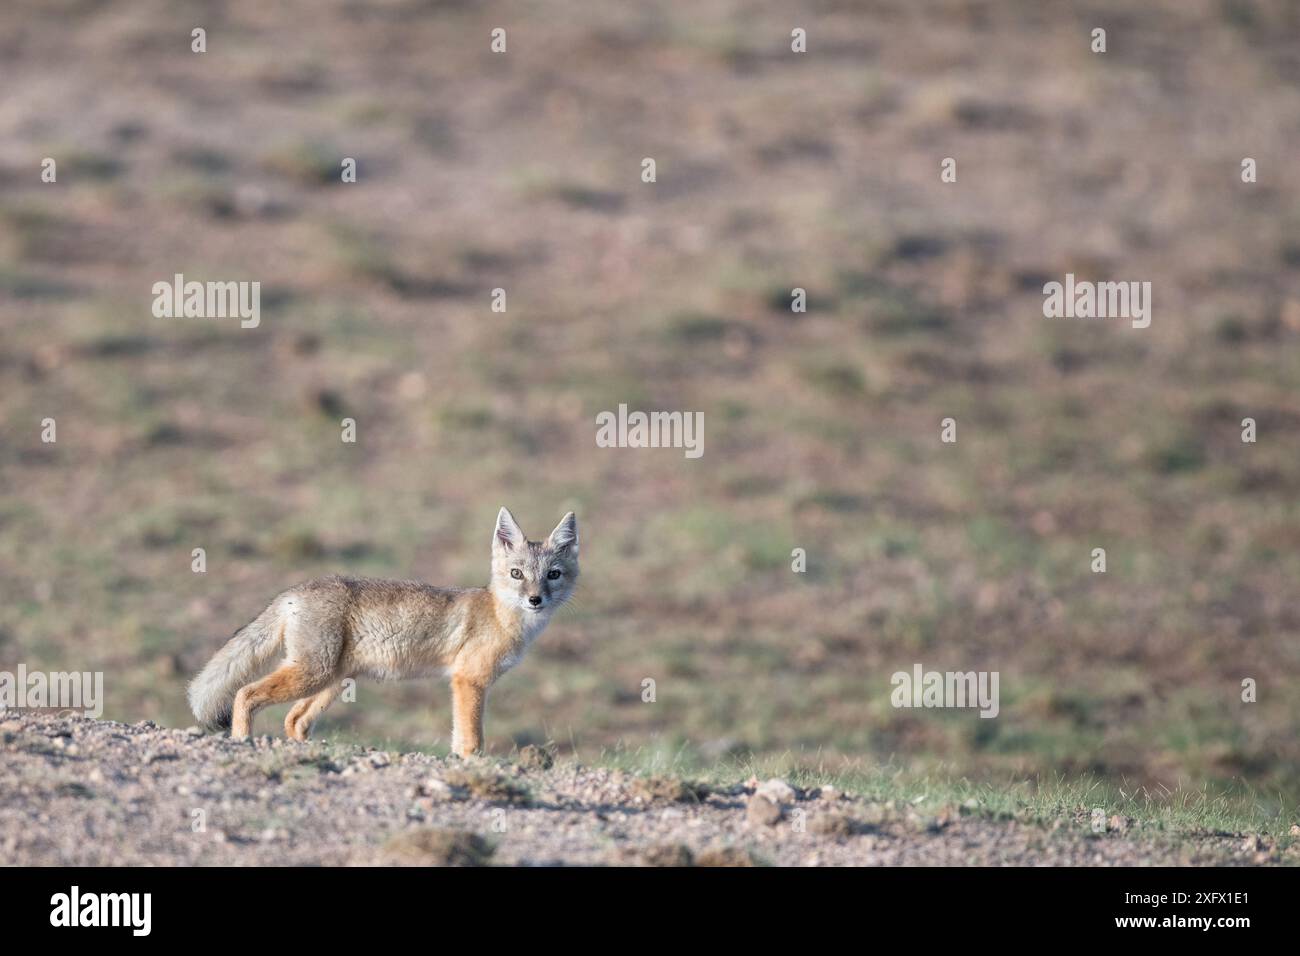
[1, 715, 1289, 866]
[383, 828, 495, 866]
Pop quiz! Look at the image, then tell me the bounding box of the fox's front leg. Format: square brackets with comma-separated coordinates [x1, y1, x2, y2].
[450, 675, 488, 757]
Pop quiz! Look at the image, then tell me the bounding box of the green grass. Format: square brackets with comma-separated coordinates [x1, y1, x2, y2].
[587, 746, 1299, 843]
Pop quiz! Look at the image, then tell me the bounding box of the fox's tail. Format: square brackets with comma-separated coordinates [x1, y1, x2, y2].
[187, 607, 284, 731]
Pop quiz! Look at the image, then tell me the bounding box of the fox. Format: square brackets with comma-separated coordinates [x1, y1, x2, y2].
[187, 507, 578, 756]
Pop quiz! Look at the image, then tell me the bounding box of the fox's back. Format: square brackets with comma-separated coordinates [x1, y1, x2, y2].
[283, 575, 488, 679]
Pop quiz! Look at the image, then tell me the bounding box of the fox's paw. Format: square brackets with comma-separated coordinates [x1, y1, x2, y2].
[284, 714, 312, 742]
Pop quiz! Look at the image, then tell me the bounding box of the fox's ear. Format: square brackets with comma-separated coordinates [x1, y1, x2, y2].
[494, 507, 526, 552]
[547, 512, 578, 554]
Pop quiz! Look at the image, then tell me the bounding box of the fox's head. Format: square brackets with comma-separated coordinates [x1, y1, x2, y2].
[490, 507, 579, 616]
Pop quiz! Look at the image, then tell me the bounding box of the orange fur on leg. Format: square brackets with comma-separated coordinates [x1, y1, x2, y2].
[286, 681, 344, 741]
[450, 676, 487, 756]
[230, 664, 319, 738]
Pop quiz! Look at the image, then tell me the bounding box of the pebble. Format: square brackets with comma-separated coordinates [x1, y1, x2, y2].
[747, 795, 782, 827]
[422, 779, 454, 802]
[756, 778, 797, 804]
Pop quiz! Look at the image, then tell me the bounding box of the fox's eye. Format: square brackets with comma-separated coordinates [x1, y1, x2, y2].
[510, 569, 523, 580]
[547, 569, 562, 580]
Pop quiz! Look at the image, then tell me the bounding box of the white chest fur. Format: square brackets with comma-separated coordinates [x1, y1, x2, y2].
[499, 610, 552, 674]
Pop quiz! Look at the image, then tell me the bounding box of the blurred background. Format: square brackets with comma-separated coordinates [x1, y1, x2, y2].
[2, 0, 1299, 797]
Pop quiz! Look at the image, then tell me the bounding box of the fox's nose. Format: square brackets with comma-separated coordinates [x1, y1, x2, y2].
[528, 595, 542, 607]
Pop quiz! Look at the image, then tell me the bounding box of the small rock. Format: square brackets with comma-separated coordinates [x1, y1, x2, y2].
[516, 744, 555, 771]
[811, 811, 858, 838]
[631, 775, 706, 804]
[695, 845, 758, 867]
[421, 778, 455, 802]
[755, 778, 797, 804]
[634, 843, 694, 867]
[818, 785, 840, 802]
[747, 795, 782, 827]
[383, 828, 493, 866]
[443, 768, 530, 805]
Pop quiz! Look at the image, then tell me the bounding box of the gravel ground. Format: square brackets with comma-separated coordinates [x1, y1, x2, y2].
[1, 714, 1289, 866]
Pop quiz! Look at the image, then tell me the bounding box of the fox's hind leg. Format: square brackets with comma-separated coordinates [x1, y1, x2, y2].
[285, 694, 318, 741]
[231, 664, 330, 738]
[235, 600, 347, 738]
[284, 680, 345, 741]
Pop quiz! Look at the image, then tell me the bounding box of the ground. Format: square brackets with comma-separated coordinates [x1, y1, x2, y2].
[2, 714, 1295, 865]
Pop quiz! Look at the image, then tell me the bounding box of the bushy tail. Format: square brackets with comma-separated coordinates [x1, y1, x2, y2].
[187, 608, 284, 730]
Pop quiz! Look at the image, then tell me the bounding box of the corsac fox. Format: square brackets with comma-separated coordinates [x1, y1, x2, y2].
[187, 508, 578, 756]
